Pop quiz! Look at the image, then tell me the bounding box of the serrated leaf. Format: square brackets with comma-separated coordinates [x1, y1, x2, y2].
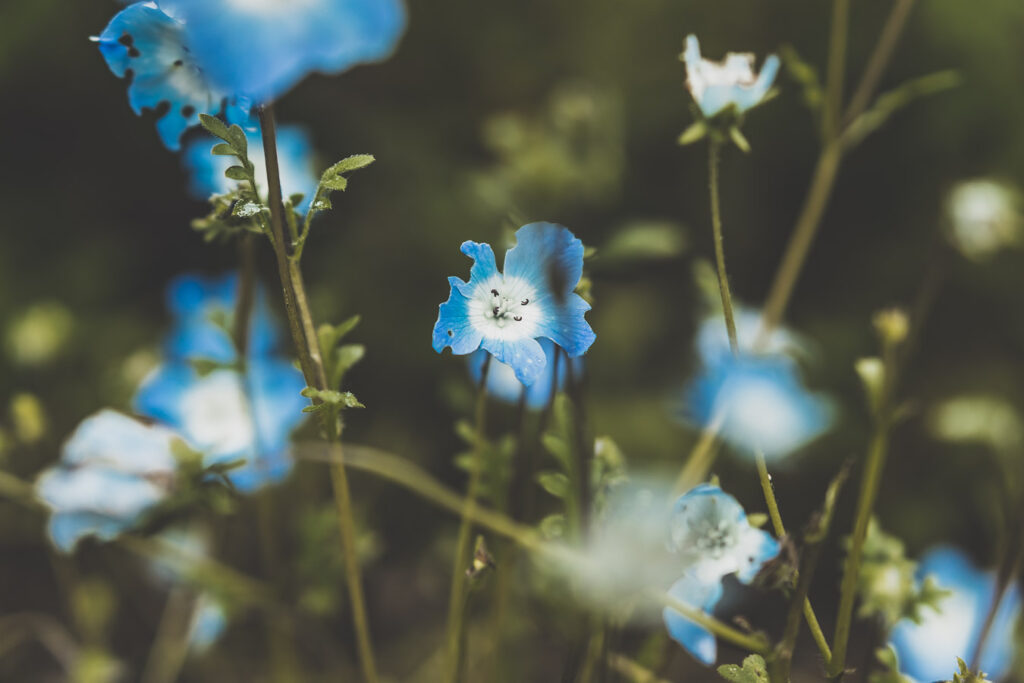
[224, 166, 249, 181]
[717, 654, 768, 683]
[288, 192, 305, 206]
[321, 176, 348, 192]
[211, 142, 236, 156]
[199, 114, 230, 141]
[537, 471, 570, 499]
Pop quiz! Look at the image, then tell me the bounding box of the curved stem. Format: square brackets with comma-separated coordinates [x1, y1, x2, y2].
[823, 0, 850, 142]
[444, 356, 491, 683]
[843, 0, 918, 127]
[708, 141, 739, 353]
[257, 104, 378, 683]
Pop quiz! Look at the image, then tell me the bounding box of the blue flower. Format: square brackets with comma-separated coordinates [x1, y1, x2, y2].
[467, 338, 582, 409]
[35, 410, 180, 552]
[662, 484, 780, 665]
[695, 306, 804, 366]
[433, 222, 596, 386]
[682, 35, 779, 118]
[135, 273, 307, 491]
[92, 2, 248, 150]
[160, 0, 407, 103]
[685, 353, 834, 460]
[189, 595, 228, 653]
[182, 122, 318, 212]
[890, 547, 1022, 682]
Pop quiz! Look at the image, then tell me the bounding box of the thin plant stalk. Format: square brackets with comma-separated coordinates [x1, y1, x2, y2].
[707, 140, 739, 352]
[256, 104, 378, 683]
[823, 0, 850, 142]
[141, 587, 197, 683]
[443, 355, 492, 683]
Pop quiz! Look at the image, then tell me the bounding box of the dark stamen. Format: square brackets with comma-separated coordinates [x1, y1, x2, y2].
[492, 307, 499, 316]
[521, 299, 529, 306]
[513, 316, 522, 322]
[490, 289, 499, 296]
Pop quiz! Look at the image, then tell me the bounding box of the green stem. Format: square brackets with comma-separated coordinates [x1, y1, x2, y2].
[828, 395, 894, 677]
[233, 236, 256, 357]
[141, 587, 197, 683]
[444, 355, 491, 683]
[823, 0, 850, 142]
[708, 141, 739, 353]
[607, 653, 671, 683]
[256, 104, 378, 683]
[660, 592, 771, 656]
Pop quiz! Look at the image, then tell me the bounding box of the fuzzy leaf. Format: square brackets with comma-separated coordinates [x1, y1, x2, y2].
[321, 176, 349, 192]
[224, 166, 249, 181]
[199, 114, 231, 142]
[300, 387, 364, 411]
[211, 142, 236, 156]
[717, 654, 768, 683]
[537, 471, 570, 499]
[322, 154, 375, 179]
[226, 124, 248, 157]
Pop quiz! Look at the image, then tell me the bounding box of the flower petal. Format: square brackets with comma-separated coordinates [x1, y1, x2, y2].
[503, 222, 584, 300]
[433, 278, 484, 355]
[662, 572, 724, 666]
[480, 336, 546, 386]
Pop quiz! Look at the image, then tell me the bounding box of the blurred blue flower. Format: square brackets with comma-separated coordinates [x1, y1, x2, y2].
[662, 484, 779, 665]
[695, 306, 804, 366]
[682, 35, 779, 118]
[189, 595, 228, 653]
[890, 547, 1022, 682]
[36, 410, 180, 552]
[161, 0, 407, 103]
[685, 353, 834, 460]
[92, 2, 248, 150]
[182, 122, 318, 212]
[467, 338, 582, 409]
[135, 273, 307, 491]
[433, 223, 596, 386]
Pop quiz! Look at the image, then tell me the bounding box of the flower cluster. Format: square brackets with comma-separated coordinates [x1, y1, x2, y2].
[94, 0, 406, 148]
[662, 484, 779, 665]
[433, 222, 596, 387]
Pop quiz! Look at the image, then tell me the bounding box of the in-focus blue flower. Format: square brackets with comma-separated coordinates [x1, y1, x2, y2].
[36, 410, 180, 552]
[695, 305, 804, 366]
[682, 35, 779, 119]
[433, 222, 596, 386]
[161, 0, 407, 103]
[182, 122, 318, 212]
[467, 338, 582, 409]
[890, 547, 1022, 682]
[685, 353, 834, 460]
[92, 2, 248, 150]
[662, 484, 780, 665]
[135, 273, 307, 491]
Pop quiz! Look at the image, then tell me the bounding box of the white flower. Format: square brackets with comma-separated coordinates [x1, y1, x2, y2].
[683, 35, 779, 118]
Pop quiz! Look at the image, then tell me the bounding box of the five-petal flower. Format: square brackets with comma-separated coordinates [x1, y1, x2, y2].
[433, 222, 596, 386]
[662, 484, 780, 665]
[682, 35, 779, 119]
[36, 410, 180, 552]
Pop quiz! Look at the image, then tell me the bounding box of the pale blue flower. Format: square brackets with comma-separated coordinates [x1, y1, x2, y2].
[36, 410, 180, 552]
[433, 223, 596, 386]
[662, 484, 780, 665]
[467, 338, 582, 409]
[161, 0, 407, 103]
[683, 35, 779, 118]
[890, 547, 1022, 682]
[189, 596, 228, 653]
[182, 122, 318, 212]
[92, 2, 248, 150]
[135, 273, 307, 491]
[695, 306, 804, 366]
[685, 353, 834, 460]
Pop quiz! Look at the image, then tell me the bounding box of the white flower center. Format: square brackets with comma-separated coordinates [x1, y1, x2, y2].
[468, 276, 542, 341]
[688, 53, 758, 101]
[180, 371, 255, 455]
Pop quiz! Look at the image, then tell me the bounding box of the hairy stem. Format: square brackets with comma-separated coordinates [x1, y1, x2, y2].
[444, 355, 491, 683]
[257, 104, 378, 683]
[708, 141, 739, 353]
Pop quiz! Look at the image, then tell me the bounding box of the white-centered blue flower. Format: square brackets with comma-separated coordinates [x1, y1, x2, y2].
[467, 338, 582, 409]
[662, 484, 780, 666]
[160, 0, 407, 103]
[134, 273, 307, 491]
[182, 122, 318, 212]
[682, 35, 779, 119]
[93, 2, 248, 150]
[890, 547, 1022, 682]
[432, 223, 596, 386]
[36, 410, 180, 552]
[685, 353, 834, 460]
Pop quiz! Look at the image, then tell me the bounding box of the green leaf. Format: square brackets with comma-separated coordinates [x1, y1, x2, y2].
[322, 154, 375, 178]
[746, 513, 769, 528]
[537, 471, 570, 499]
[199, 113, 231, 142]
[780, 44, 823, 114]
[224, 166, 249, 181]
[300, 387, 364, 411]
[329, 344, 365, 390]
[844, 70, 961, 150]
[211, 143, 236, 156]
[717, 654, 768, 683]
[729, 126, 751, 153]
[226, 124, 248, 157]
[538, 514, 566, 540]
[318, 316, 361, 356]
[678, 120, 708, 146]
[320, 176, 348, 192]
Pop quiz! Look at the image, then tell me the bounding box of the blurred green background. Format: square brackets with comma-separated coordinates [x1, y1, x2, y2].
[2, 0, 1024, 680]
